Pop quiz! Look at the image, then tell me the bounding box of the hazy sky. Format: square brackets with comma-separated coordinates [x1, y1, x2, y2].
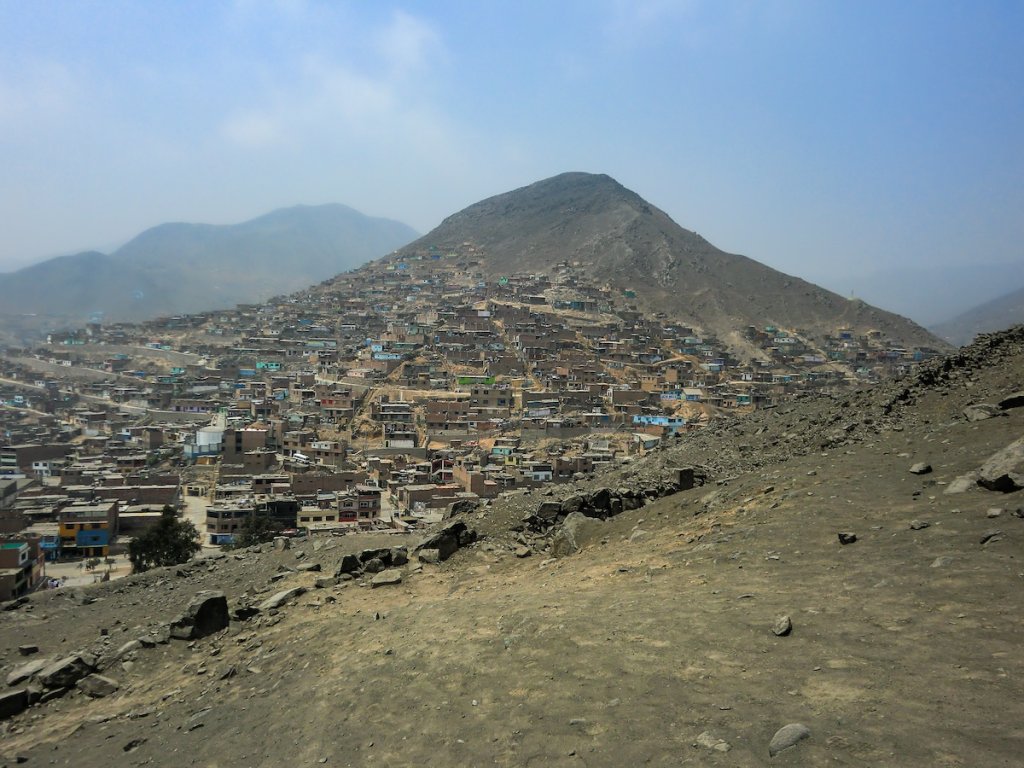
[2, 1, 1022, 301]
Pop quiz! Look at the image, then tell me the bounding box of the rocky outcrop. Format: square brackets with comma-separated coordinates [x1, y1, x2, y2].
[977, 436, 1024, 493]
[413, 521, 477, 562]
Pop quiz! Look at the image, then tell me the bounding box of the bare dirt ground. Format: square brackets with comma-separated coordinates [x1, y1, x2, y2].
[1, 329, 1023, 767]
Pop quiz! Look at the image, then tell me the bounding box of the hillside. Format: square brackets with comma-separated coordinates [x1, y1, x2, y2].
[0, 204, 417, 336]
[1, 327, 1022, 766]
[394, 172, 945, 349]
[932, 283, 1024, 346]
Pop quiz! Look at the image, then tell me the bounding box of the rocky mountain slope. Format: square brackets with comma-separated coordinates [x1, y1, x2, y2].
[932, 283, 1024, 346]
[394, 172, 944, 349]
[0, 204, 417, 336]
[2, 326, 1023, 766]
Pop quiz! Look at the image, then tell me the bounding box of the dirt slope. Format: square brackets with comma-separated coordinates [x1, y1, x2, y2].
[2, 329, 1023, 767]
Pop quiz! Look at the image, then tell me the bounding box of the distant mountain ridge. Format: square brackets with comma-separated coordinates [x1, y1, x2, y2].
[392, 172, 945, 349]
[0, 204, 418, 336]
[931, 284, 1024, 346]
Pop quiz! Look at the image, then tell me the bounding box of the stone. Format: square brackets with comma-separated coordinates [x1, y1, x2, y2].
[769, 722, 811, 757]
[0, 689, 29, 720]
[931, 556, 954, 568]
[980, 529, 1004, 545]
[446, 498, 480, 518]
[986, 508, 1003, 518]
[772, 615, 793, 636]
[363, 557, 386, 574]
[998, 391, 1024, 410]
[115, 640, 142, 659]
[414, 520, 474, 562]
[963, 403, 1003, 421]
[514, 546, 532, 558]
[551, 512, 605, 558]
[977, 436, 1024, 492]
[38, 654, 94, 690]
[390, 547, 409, 567]
[336, 554, 361, 576]
[258, 587, 307, 611]
[314, 576, 338, 589]
[273, 536, 291, 550]
[296, 562, 321, 572]
[909, 463, 932, 475]
[77, 674, 120, 698]
[370, 569, 403, 588]
[418, 548, 440, 564]
[909, 520, 930, 530]
[837, 532, 857, 545]
[6, 657, 51, 687]
[169, 591, 229, 640]
[696, 730, 731, 752]
[945, 473, 979, 494]
[535, 501, 562, 520]
[17, 645, 38, 657]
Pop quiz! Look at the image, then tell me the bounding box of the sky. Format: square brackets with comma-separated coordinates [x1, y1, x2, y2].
[1, 0, 1022, 319]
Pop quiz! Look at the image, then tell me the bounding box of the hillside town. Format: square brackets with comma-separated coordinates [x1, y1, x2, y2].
[0, 249, 944, 600]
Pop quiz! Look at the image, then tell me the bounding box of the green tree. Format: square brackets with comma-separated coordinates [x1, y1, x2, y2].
[128, 505, 201, 573]
[228, 513, 283, 549]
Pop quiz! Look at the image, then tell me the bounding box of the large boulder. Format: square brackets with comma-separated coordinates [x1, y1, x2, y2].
[6, 657, 51, 687]
[446, 498, 480, 518]
[550, 512, 605, 558]
[169, 591, 230, 640]
[414, 520, 475, 562]
[38, 654, 94, 690]
[335, 554, 361, 576]
[0, 689, 29, 720]
[77, 673, 120, 698]
[977, 436, 1024, 492]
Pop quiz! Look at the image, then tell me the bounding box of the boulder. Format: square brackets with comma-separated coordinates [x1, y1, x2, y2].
[977, 436, 1024, 492]
[535, 501, 562, 520]
[418, 548, 441, 564]
[38, 654, 94, 690]
[363, 557, 386, 574]
[169, 591, 229, 640]
[258, 586, 307, 611]
[837, 532, 858, 545]
[963, 403, 1003, 422]
[999, 391, 1024, 410]
[550, 512, 604, 558]
[909, 463, 932, 475]
[6, 657, 51, 687]
[77, 674, 120, 698]
[446, 498, 480, 518]
[769, 723, 811, 757]
[414, 520, 474, 562]
[390, 547, 409, 567]
[370, 569, 403, 588]
[336, 554, 361, 576]
[0, 689, 29, 721]
[560, 494, 587, 517]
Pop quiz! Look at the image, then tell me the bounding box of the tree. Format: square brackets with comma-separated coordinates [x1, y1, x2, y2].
[228, 513, 284, 549]
[128, 505, 201, 573]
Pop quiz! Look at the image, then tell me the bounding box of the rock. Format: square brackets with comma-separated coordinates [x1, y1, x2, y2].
[977, 436, 1024, 492]
[446, 498, 480, 518]
[38, 654, 94, 690]
[772, 615, 793, 636]
[363, 557, 386, 574]
[417, 548, 440, 564]
[945, 473, 979, 494]
[514, 546, 532, 558]
[769, 722, 811, 757]
[980, 529, 1004, 545]
[931, 556, 954, 568]
[314, 576, 338, 589]
[909, 520, 930, 530]
[963, 403, 1003, 421]
[390, 547, 409, 567]
[550, 512, 604, 558]
[169, 591, 229, 640]
[273, 536, 291, 550]
[628, 529, 650, 543]
[535, 501, 562, 520]
[115, 640, 142, 659]
[909, 463, 932, 475]
[6, 657, 51, 687]
[837, 532, 858, 545]
[695, 730, 731, 752]
[414, 520, 475, 562]
[987, 508, 1003, 518]
[77, 673, 120, 698]
[0, 689, 29, 721]
[258, 587, 307, 611]
[998, 391, 1024, 410]
[296, 562, 321, 572]
[336, 554, 361, 576]
[17, 645, 38, 657]
[370, 569, 403, 588]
